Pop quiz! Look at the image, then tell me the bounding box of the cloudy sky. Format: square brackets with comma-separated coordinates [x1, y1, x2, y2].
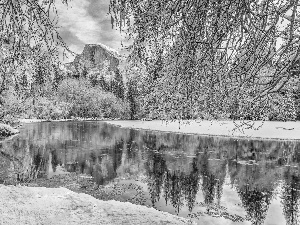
[55, 0, 129, 62]
[54, 0, 291, 63]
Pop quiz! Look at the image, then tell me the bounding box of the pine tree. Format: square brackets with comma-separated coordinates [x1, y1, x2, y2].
[98, 74, 107, 90]
[20, 70, 28, 91]
[82, 66, 88, 78]
[52, 66, 62, 91]
[73, 63, 80, 79]
[35, 65, 45, 86]
[127, 79, 137, 120]
[113, 68, 125, 99]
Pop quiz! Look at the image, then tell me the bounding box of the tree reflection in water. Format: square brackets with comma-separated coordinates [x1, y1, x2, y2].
[198, 147, 226, 210]
[16, 149, 47, 182]
[144, 133, 201, 214]
[184, 160, 200, 212]
[229, 161, 277, 225]
[281, 167, 300, 225]
[145, 152, 201, 214]
[51, 150, 59, 172]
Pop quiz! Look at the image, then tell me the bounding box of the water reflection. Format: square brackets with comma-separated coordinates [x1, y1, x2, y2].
[0, 121, 300, 225]
[231, 161, 276, 225]
[282, 167, 300, 225]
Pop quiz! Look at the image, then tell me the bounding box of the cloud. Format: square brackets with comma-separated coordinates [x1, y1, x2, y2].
[86, 0, 111, 20]
[57, 1, 100, 44]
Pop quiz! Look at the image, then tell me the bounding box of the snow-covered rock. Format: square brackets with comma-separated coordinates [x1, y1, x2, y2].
[0, 123, 19, 137]
[74, 44, 120, 71]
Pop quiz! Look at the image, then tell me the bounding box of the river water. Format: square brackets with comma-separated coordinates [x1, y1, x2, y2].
[0, 121, 300, 225]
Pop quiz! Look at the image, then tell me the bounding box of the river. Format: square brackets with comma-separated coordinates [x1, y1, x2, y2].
[0, 121, 300, 225]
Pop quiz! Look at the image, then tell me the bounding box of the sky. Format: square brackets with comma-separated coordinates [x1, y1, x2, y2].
[54, 0, 293, 63]
[55, 0, 129, 63]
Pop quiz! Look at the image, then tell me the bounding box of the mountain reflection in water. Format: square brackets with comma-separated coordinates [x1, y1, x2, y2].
[0, 121, 300, 225]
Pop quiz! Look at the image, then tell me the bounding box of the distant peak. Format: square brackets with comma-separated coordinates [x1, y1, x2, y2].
[85, 43, 121, 58]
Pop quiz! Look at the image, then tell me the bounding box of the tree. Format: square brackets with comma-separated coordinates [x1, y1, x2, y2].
[73, 63, 81, 79]
[82, 66, 88, 78]
[99, 74, 109, 91]
[0, 0, 70, 60]
[20, 71, 29, 91]
[52, 65, 63, 91]
[109, 0, 300, 120]
[112, 68, 125, 99]
[0, 0, 72, 96]
[126, 78, 138, 120]
[35, 65, 46, 87]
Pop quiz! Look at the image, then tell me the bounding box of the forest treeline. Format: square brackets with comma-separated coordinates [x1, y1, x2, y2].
[1, 0, 300, 125]
[0, 51, 300, 125]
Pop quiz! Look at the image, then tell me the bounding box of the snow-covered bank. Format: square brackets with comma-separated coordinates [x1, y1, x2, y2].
[19, 118, 98, 123]
[18, 118, 300, 140]
[0, 123, 19, 138]
[0, 184, 195, 225]
[19, 118, 49, 123]
[106, 120, 300, 140]
[18, 117, 117, 124]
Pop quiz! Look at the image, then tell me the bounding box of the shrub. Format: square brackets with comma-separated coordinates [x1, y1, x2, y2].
[30, 97, 71, 120]
[0, 87, 27, 125]
[57, 78, 130, 119]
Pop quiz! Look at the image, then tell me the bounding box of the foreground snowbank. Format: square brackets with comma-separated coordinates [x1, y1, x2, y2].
[106, 120, 300, 140]
[0, 185, 195, 225]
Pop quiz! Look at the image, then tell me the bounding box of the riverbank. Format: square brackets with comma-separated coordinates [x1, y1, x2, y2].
[18, 118, 300, 140]
[0, 184, 195, 225]
[18, 117, 105, 123]
[105, 120, 300, 140]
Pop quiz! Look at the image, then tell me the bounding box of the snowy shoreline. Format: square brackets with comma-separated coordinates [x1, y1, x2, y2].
[0, 184, 195, 225]
[18, 118, 300, 140]
[105, 120, 300, 141]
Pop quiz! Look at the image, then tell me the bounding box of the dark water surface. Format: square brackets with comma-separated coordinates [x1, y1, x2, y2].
[1, 121, 300, 225]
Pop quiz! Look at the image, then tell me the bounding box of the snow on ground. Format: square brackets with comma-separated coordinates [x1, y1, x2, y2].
[19, 118, 49, 123]
[105, 120, 300, 140]
[19, 118, 97, 123]
[0, 123, 19, 137]
[0, 184, 195, 225]
[18, 118, 300, 140]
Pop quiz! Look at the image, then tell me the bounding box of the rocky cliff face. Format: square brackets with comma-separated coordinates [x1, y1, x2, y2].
[71, 44, 120, 72]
